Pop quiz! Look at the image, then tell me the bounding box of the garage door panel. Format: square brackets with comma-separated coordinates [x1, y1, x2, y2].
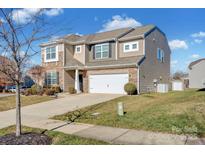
[89, 74, 129, 94]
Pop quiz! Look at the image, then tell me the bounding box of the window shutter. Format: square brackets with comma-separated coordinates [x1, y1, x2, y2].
[93, 46, 95, 59]
[56, 72, 59, 85]
[44, 72, 47, 86]
[109, 43, 112, 58]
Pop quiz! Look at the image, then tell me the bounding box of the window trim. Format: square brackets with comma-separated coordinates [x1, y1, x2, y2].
[123, 41, 139, 52]
[75, 45, 81, 53]
[95, 43, 109, 59]
[44, 46, 58, 62]
[46, 71, 58, 85]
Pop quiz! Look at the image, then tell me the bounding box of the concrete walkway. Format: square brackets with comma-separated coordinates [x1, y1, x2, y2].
[25, 119, 205, 145]
[0, 93, 15, 98]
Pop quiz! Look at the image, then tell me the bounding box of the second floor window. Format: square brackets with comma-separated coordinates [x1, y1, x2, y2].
[46, 46, 56, 60]
[157, 48, 165, 63]
[75, 46, 81, 53]
[123, 41, 139, 52]
[95, 43, 109, 59]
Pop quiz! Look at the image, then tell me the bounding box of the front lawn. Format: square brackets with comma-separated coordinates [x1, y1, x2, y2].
[0, 125, 108, 145]
[53, 89, 205, 137]
[0, 95, 54, 111]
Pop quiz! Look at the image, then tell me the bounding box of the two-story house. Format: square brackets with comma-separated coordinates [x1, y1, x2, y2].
[40, 25, 171, 94]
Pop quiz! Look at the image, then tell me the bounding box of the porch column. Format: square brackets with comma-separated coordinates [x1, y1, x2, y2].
[75, 69, 80, 93]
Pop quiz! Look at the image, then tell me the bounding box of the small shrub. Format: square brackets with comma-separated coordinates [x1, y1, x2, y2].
[124, 82, 137, 95]
[31, 84, 43, 95]
[45, 89, 55, 96]
[52, 86, 61, 93]
[68, 87, 76, 94]
[24, 88, 32, 96]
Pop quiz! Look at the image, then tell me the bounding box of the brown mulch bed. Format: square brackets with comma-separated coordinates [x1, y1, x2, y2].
[0, 132, 52, 145]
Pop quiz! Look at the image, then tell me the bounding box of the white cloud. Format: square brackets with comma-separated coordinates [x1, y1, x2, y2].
[44, 9, 63, 16]
[99, 15, 142, 32]
[194, 39, 203, 44]
[12, 8, 63, 24]
[0, 17, 5, 23]
[191, 31, 205, 38]
[191, 54, 200, 59]
[171, 60, 178, 67]
[168, 40, 188, 50]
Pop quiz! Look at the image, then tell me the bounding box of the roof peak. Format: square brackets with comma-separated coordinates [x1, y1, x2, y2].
[188, 58, 205, 69]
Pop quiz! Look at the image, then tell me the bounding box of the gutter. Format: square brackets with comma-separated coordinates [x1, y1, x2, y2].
[63, 63, 137, 70]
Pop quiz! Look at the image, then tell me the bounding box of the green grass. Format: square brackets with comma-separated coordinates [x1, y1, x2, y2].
[0, 125, 108, 145]
[53, 89, 205, 137]
[0, 95, 54, 111]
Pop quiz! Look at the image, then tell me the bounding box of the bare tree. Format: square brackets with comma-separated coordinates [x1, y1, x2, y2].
[0, 8, 64, 136]
[28, 65, 45, 86]
[172, 71, 188, 80]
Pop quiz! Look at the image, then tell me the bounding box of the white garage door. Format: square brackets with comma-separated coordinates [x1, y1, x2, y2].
[89, 74, 129, 94]
[172, 81, 184, 91]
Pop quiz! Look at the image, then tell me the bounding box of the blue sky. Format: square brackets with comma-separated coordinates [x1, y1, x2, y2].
[7, 8, 205, 73]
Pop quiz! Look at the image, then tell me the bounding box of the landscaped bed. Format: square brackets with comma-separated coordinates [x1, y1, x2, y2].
[0, 125, 108, 145]
[0, 95, 55, 111]
[53, 89, 205, 137]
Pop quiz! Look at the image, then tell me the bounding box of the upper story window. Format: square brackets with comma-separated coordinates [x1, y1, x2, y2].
[75, 45, 81, 53]
[95, 43, 109, 59]
[157, 48, 165, 63]
[45, 46, 58, 62]
[123, 41, 139, 52]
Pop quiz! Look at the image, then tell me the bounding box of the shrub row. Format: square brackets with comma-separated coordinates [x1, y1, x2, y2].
[22, 85, 61, 96]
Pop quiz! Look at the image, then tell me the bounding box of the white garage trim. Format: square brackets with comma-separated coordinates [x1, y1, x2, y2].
[89, 73, 129, 94]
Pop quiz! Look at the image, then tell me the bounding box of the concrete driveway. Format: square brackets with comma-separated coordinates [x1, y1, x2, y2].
[0, 93, 122, 129]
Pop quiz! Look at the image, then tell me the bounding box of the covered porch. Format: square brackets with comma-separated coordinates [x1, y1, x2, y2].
[63, 68, 85, 93]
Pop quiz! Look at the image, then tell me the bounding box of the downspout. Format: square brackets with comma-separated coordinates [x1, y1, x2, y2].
[136, 64, 140, 94]
[115, 39, 118, 60]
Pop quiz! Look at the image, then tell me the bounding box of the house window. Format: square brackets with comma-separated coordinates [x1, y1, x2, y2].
[157, 48, 165, 62]
[45, 46, 58, 62]
[46, 72, 58, 85]
[123, 41, 139, 52]
[95, 43, 109, 59]
[75, 46, 81, 53]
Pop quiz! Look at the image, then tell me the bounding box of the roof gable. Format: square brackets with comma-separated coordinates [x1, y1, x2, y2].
[189, 58, 205, 69]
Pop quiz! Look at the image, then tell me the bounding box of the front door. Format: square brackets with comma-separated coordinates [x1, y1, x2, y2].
[79, 74, 83, 92]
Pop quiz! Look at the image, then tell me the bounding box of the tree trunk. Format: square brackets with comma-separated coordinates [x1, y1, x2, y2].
[15, 82, 21, 137]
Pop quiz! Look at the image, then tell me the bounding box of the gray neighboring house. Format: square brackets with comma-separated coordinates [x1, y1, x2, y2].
[40, 24, 171, 94]
[188, 58, 205, 89]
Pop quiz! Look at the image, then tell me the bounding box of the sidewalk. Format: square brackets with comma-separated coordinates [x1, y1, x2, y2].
[25, 119, 205, 145]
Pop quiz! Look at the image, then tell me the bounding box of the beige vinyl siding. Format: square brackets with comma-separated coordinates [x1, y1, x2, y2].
[63, 70, 75, 91]
[73, 44, 86, 64]
[189, 60, 205, 88]
[139, 29, 171, 93]
[118, 39, 144, 58]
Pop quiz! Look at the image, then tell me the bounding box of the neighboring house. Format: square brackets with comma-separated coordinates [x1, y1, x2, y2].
[27, 65, 45, 86]
[0, 56, 13, 87]
[188, 58, 205, 89]
[40, 25, 171, 94]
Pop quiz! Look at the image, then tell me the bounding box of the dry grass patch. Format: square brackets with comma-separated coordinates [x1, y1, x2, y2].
[0, 95, 54, 111]
[53, 89, 205, 137]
